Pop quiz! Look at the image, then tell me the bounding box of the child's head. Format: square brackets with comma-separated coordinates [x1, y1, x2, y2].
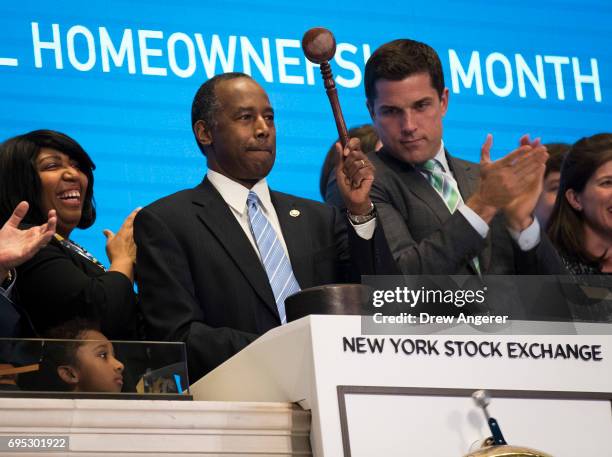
[45, 319, 124, 393]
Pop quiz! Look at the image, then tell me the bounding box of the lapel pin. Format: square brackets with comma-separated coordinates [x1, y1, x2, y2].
[289, 209, 300, 217]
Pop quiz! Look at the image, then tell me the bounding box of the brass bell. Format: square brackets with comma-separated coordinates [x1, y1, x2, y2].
[463, 390, 553, 457]
[465, 440, 553, 456]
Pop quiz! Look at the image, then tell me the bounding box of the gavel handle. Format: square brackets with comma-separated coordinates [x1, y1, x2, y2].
[320, 61, 349, 148]
[488, 417, 507, 445]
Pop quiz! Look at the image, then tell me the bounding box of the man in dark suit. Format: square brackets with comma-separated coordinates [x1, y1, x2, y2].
[363, 39, 562, 276]
[135, 72, 391, 381]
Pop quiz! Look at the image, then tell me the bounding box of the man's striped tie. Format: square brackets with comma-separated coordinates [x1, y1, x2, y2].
[246, 191, 301, 324]
[422, 159, 461, 213]
[421, 159, 481, 274]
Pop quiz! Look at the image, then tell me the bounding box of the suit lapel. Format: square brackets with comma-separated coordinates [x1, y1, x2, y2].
[378, 148, 452, 225]
[271, 192, 314, 289]
[191, 179, 278, 317]
[447, 152, 478, 201]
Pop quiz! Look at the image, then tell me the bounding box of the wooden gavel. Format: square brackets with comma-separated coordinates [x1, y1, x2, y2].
[302, 27, 349, 148]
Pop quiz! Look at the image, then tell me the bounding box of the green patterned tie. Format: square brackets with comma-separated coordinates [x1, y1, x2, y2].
[422, 159, 481, 274]
[422, 159, 461, 213]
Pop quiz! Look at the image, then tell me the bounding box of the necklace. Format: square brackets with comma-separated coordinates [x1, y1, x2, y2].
[54, 234, 106, 271]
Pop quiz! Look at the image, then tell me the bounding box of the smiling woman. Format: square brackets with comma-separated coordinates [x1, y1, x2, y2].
[0, 130, 139, 338]
[36, 148, 90, 238]
[547, 133, 612, 274]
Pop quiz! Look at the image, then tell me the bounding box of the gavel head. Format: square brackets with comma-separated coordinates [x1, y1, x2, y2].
[302, 27, 336, 64]
[472, 389, 491, 410]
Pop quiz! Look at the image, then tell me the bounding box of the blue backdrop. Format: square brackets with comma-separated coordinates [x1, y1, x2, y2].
[1, 0, 610, 263]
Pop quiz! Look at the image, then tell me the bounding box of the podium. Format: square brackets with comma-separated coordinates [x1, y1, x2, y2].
[191, 315, 612, 457]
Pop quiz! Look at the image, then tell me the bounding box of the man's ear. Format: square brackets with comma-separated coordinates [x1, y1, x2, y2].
[440, 87, 450, 117]
[194, 120, 213, 147]
[57, 365, 79, 385]
[565, 189, 582, 211]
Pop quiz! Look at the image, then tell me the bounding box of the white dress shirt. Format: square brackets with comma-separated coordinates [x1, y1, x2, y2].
[207, 170, 289, 261]
[207, 170, 376, 260]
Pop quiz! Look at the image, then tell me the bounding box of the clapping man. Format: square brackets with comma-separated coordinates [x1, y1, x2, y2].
[364, 39, 563, 275]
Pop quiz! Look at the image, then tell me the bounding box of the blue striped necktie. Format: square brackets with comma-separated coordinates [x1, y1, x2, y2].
[421, 159, 481, 274]
[246, 191, 301, 324]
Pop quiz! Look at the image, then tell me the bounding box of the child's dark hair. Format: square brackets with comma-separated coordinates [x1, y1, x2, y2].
[44, 318, 101, 367]
[26, 319, 102, 391]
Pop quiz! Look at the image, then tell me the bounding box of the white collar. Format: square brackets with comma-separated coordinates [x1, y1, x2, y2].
[433, 140, 450, 172]
[207, 169, 274, 216]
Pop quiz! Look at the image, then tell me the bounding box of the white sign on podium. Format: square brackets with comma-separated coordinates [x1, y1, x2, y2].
[191, 315, 612, 456]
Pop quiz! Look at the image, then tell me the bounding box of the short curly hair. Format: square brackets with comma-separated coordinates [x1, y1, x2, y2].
[191, 72, 254, 156]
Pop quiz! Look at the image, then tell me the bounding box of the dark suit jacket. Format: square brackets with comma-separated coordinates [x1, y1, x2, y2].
[0, 291, 20, 338]
[134, 178, 392, 381]
[369, 147, 564, 275]
[14, 237, 137, 338]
